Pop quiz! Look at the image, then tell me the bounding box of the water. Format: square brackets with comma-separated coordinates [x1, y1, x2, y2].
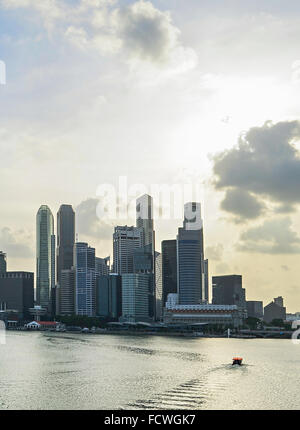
[0, 331, 299, 410]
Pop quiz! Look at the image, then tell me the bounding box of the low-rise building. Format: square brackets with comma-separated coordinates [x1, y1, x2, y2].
[164, 294, 244, 327]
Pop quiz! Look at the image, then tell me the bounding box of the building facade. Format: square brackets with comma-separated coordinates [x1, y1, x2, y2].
[113, 226, 143, 274]
[155, 252, 163, 320]
[161, 240, 177, 308]
[58, 268, 75, 315]
[36, 205, 55, 312]
[56, 205, 75, 285]
[96, 274, 122, 319]
[212, 275, 246, 310]
[177, 202, 205, 305]
[121, 274, 150, 322]
[0, 251, 7, 274]
[0, 272, 34, 319]
[75, 242, 96, 317]
[164, 295, 244, 327]
[264, 300, 286, 323]
[246, 301, 263, 319]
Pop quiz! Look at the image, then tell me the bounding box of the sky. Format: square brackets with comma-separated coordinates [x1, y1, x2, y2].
[1, 0, 300, 311]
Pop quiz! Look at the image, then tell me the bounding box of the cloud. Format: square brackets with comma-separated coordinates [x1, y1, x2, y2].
[221, 189, 266, 222]
[76, 198, 114, 240]
[213, 120, 300, 220]
[237, 217, 300, 254]
[2, 0, 197, 72]
[205, 244, 224, 261]
[0, 227, 34, 259]
[214, 263, 230, 274]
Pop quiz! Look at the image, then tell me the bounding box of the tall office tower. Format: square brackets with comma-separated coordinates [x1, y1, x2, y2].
[0, 271, 34, 319]
[203, 259, 209, 303]
[133, 243, 155, 320]
[0, 251, 7, 273]
[113, 226, 143, 275]
[56, 205, 75, 285]
[136, 194, 156, 319]
[75, 242, 96, 317]
[212, 275, 246, 309]
[177, 202, 205, 305]
[95, 257, 110, 276]
[96, 273, 122, 319]
[36, 205, 55, 312]
[155, 252, 163, 320]
[58, 268, 75, 315]
[162, 240, 177, 307]
[136, 194, 154, 247]
[121, 273, 150, 323]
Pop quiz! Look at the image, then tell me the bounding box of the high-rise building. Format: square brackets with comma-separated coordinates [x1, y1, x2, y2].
[155, 252, 163, 320]
[75, 242, 96, 317]
[203, 259, 209, 303]
[0, 251, 7, 273]
[95, 257, 110, 276]
[56, 205, 75, 285]
[136, 194, 154, 247]
[36, 205, 55, 312]
[136, 194, 156, 319]
[121, 273, 150, 322]
[177, 202, 205, 305]
[212, 275, 246, 310]
[0, 272, 34, 319]
[96, 273, 122, 319]
[58, 268, 75, 316]
[161, 240, 177, 307]
[113, 226, 143, 274]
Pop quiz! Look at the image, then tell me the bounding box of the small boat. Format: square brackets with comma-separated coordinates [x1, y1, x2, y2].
[232, 357, 243, 366]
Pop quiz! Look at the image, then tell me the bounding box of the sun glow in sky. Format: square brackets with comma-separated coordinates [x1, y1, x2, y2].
[1, 0, 300, 311]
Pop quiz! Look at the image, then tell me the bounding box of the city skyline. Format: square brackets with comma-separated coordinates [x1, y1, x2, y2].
[0, 194, 289, 316]
[2, 0, 300, 312]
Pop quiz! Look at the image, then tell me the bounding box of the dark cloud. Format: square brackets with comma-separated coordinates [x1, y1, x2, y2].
[237, 217, 300, 254]
[221, 189, 265, 222]
[205, 244, 224, 261]
[213, 120, 300, 220]
[116, 1, 180, 63]
[76, 198, 114, 240]
[0, 227, 34, 259]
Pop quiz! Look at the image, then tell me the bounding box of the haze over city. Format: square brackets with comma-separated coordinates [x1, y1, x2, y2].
[1, 0, 300, 312]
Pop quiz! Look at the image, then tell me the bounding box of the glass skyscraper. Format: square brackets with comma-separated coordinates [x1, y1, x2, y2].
[57, 205, 75, 285]
[36, 205, 55, 312]
[75, 242, 96, 317]
[177, 202, 205, 305]
[161, 240, 177, 307]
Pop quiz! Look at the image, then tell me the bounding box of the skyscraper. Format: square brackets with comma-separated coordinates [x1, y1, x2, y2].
[113, 226, 143, 274]
[155, 252, 163, 320]
[136, 194, 156, 319]
[95, 256, 110, 276]
[75, 242, 96, 317]
[177, 202, 205, 305]
[36, 205, 55, 312]
[56, 205, 75, 285]
[121, 273, 150, 323]
[161, 240, 177, 307]
[136, 194, 154, 247]
[0, 251, 7, 274]
[58, 268, 75, 316]
[212, 275, 246, 310]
